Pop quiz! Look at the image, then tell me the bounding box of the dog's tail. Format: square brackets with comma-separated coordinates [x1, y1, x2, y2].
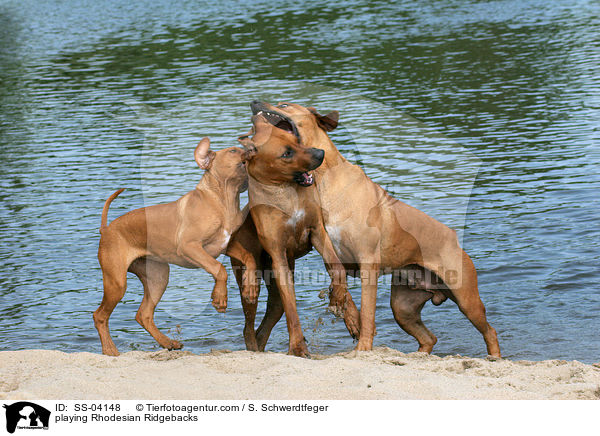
[100, 188, 125, 233]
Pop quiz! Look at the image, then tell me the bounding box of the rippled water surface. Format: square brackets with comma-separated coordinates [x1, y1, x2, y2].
[1, 0, 599, 362]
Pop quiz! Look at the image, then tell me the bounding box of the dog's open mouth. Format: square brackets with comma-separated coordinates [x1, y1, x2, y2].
[254, 110, 299, 138]
[294, 171, 314, 187]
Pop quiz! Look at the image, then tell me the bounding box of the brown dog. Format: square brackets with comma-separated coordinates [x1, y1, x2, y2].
[232, 114, 360, 357]
[246, 101, 501, 358]
[94, 138, 249, 356]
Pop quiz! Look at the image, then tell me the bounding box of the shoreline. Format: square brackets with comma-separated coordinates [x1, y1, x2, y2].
[1, 347, 599, 400]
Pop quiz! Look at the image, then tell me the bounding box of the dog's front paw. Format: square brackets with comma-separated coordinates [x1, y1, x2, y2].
[211, 286, 228, 313]
[102, 345, 120, 357]
[342, 301, 361, 340]
[288, 341, 310, 358]
[242, 285, 259, 305]
[168, 340, 183, 350]
[241, 269, 259, 304]
[327, 303, 344, 318]
[354, 342, 372, 352]
[327, 284, 347, 316]
[211, 298, 227, 313]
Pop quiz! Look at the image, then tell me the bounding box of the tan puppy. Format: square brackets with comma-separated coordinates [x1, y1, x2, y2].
[94, 138, 248, 356]
[234, 114, 359, 357]
[247, 101, 501, 358]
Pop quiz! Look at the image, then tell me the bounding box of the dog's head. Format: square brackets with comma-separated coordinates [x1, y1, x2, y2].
[195, 137, 249, 192]
[237, 113, 324, 187]
[249, 100, 339, 146]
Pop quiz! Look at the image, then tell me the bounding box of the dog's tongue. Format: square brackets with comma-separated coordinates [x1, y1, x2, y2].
[301, 172, 314, 186]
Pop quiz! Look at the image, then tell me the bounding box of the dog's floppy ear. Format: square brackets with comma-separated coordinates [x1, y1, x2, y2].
[308, 107, 339, 132]
[238, 134, 257, 162]
[195, 137, 216, 169]
[241, 147, 257, 162]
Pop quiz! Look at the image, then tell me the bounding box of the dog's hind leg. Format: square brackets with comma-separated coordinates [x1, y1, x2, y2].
[390, 278, 437, 353]
[94, 243, 130, 356]
[231, 256, 260, 351]
[129, 257, 181, 351]
[255, 257, 285, 351]
[430, 251, 501, 358]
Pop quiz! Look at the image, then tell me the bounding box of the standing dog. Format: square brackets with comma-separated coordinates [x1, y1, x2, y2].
[94, 138, 249, 356]
[246, 101, 501, 358]
[233, 114, 360, 357]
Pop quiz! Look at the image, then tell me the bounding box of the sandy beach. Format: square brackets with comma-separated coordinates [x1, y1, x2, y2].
[1, 347, 599, 400]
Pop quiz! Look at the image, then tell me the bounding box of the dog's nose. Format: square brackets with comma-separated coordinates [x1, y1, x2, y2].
[310, 148, 325, 165]
[250, 100, 262, 114]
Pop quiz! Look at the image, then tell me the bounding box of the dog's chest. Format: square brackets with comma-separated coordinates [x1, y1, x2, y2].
[204, 228, 233, 258]
[286, 208, 311, 246]
[286, 208, 306, 229]
[324, 220, 360, 264]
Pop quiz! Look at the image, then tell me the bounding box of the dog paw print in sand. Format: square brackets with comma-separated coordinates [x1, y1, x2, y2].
[0, 379, 20, 394]
[146, 350, 194, 361]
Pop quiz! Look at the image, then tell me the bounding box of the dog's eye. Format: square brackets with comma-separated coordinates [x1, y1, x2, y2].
[229, 149, 237, 153]
[278, 104, 288, 108]
[281, 149, 294, 158]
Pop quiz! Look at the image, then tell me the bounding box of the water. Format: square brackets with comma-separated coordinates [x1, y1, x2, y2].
[1, 0, 598, 363]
